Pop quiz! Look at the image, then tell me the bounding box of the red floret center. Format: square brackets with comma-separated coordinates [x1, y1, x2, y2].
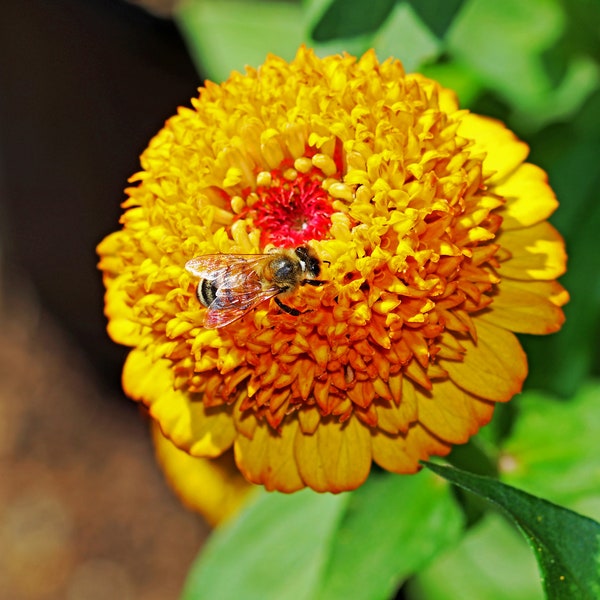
[246, 171, 334, 247]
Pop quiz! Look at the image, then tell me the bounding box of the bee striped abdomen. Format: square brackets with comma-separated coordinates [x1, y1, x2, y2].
[197, 278, 218, 307]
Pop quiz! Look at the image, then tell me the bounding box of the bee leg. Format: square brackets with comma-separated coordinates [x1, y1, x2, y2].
[301, 279, 326, 287]
[274, 296, 301, 316]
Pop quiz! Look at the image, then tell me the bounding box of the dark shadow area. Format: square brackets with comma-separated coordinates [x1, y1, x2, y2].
[0, 2, 209, 598]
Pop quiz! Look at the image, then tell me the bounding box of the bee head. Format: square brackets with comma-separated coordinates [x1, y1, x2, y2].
[295, 246, 321, 278]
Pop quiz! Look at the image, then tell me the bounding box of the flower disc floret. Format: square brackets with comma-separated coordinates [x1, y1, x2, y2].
[98, 48, 568, 493]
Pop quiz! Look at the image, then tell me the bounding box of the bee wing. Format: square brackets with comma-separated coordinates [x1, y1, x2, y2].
[185, 254, 266, 287]
[204, 285, 281, 329]
[185, 253, 280, 329]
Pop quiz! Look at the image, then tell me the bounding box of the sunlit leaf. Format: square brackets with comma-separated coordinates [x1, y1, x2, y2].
[447, 0, 565, 106]
[181, 489, 349, 600]
[317, 471, 463, 600]
[182, 471, 463, 600]
[175, 0, 304, 82]
[408, 513, 543, 600]
[419, 60, 483, 107]
[500, 385, 600, 519]
[372, 2, 441, 72]
[423, 462, 600, 600]
[445, 0, 599, 128]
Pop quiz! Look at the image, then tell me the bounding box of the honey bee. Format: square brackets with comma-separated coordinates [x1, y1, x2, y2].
[185, 246, 326, 329]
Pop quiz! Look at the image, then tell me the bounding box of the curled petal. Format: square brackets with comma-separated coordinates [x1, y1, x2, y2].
[440, 320, 527, 402]
[152, 422, 253, 526]
[481, 279, 568, 334]
[123, 350, 236, 456]
[458, 114, 529, 183]
[498, 222, 567, 281]
[496, 163, 559, 229]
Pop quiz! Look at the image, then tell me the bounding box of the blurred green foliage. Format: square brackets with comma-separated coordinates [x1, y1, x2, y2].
[174, 1, 600, 598]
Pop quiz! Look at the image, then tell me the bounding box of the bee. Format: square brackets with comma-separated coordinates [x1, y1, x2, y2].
[185, 246, 326, 329]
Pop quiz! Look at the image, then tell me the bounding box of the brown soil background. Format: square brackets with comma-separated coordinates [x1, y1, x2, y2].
[0, 1, 211, 597]
[0, 293, 208, 600]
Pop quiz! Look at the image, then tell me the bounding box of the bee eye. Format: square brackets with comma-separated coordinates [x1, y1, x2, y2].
[307, 257, 320, 277]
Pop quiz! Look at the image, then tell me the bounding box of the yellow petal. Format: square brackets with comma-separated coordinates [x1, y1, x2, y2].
[498, 221, 567, 280]
[371, 431, 421, 473]
[482, 278, 567, 334]
[152, 422, 254, 526]
[375, 394, 417, 435]
[494, 163, 558, 230]
[123, 349, 236, 457]
[234, 419, 305, 492]
[294, 416, 372, 493]
[371, 424, 451, 473]
[410, 377, 493, 444]
[104, 278, 144, 346]
[440, 319, 527, 402]
[458, 114, 529, 183]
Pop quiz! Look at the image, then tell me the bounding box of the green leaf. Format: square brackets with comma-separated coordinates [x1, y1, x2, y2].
[419, 60, 483, 108]
[408, 513, 544, 600]
[182, 471, 463, 600]
[303, 0, 376, 58]
[500, 385, 600, 518]
[406, 0, 466, 39]
[175, 0, 304, 82]
[371, 2, 441, 73]
[447, 0, 565, 103]
[423, 462, 600, 600]
[181, 489, 349, 600]
[445, 0, 599, 128]
[310, 0, 396, 42]
[521, 126, 600, 395]
[317, 470, 463, 600]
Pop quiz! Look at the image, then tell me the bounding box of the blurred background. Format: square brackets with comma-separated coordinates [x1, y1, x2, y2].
[0, 1, 207, 598]
[1, 0, 599, 598]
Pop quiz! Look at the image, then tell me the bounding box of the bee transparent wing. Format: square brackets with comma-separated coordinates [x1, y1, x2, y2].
[185, 254, 265, 287]
[204, 285, 281, 329]
[185, 253, 278, 329]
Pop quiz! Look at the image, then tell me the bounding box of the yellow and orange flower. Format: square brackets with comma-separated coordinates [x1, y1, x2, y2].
[97, 48, 568, 494]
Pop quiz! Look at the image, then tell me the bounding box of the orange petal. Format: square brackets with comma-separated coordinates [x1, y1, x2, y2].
[494, 163, 558, 230]
[458, 114, 529, 183]
[294, 416, 372, 493]
[123, 349, 236, 456]
[482, 278, 567, 334]
[371, 431, 421, 474]
[440, 320, 527, 402]
[375, 395, 417, 435]
[152, 422, 254, 526]
[234, 419, 305, 492]
[371, 424, 451, 473]
[408, 377, 490, 444]
[498, 221, 567, 280]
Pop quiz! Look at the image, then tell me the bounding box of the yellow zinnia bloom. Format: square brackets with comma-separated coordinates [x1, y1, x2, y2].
[97, 48, 568, 493]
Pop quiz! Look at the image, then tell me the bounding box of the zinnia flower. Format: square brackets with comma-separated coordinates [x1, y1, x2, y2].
[152, 423, 253, 525]
[97, 48, 568, 493]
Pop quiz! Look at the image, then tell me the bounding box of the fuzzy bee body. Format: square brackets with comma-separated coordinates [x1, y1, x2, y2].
[185, 246, 325, 328]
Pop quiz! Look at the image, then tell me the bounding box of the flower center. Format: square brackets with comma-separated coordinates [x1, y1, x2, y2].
[237, 160, 336, 247]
